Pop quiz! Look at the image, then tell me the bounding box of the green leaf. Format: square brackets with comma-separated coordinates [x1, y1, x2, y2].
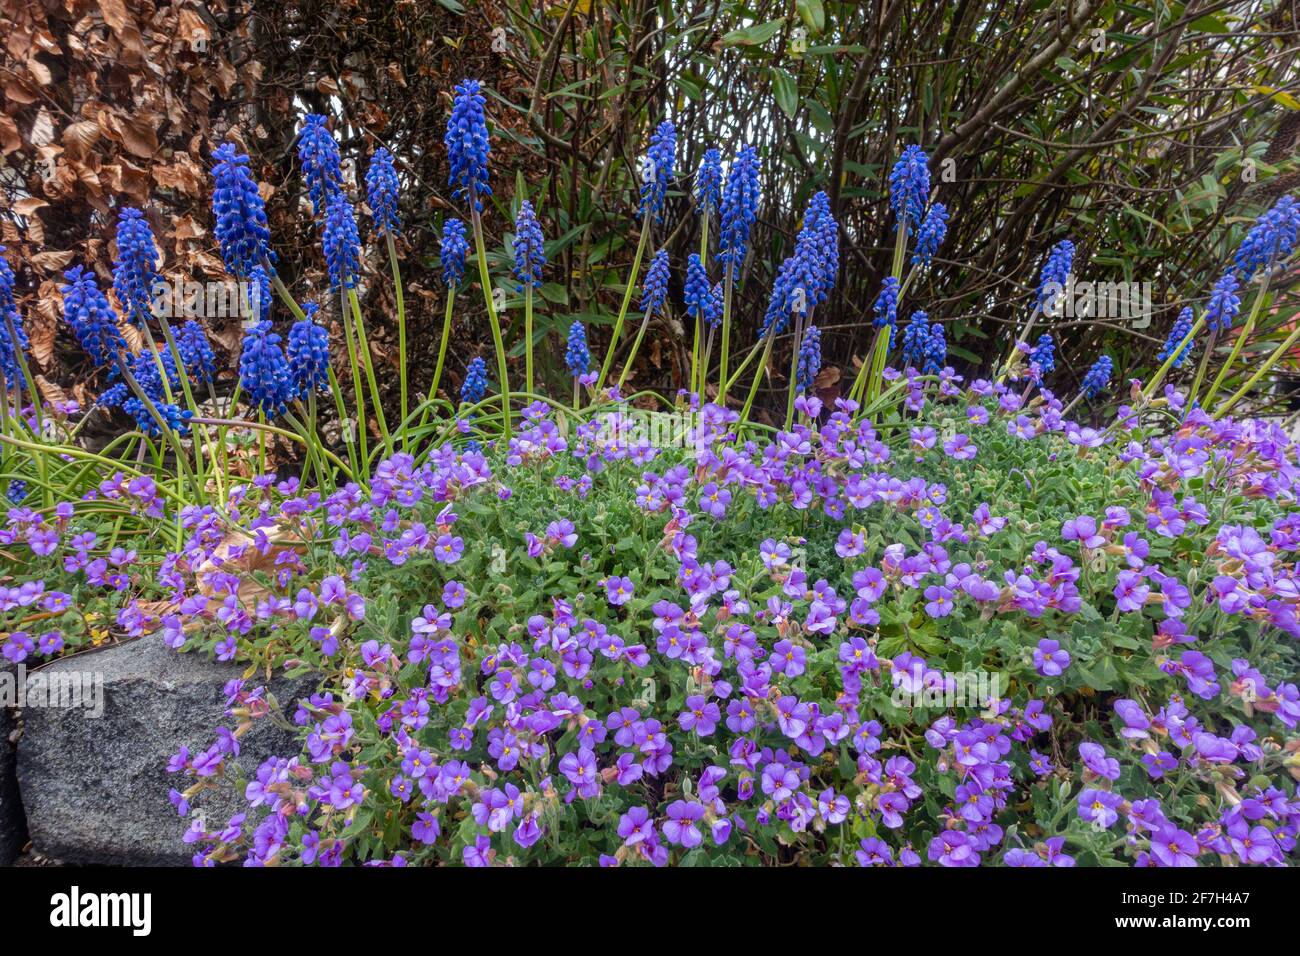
[771, 67, 799, 118]
[795, 0, 825, 35]
[720, 19, 784, 47]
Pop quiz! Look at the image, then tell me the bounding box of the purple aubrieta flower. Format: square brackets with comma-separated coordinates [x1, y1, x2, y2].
[445, 79, 492, 209]
[662, 799, 705, 848]
[678, 694, 720, 736]
[617, 806, 655, 846]
[604, 575, 634, 606]
[1077, 788, 1123, 828]
[1032, 638, 1070, 677]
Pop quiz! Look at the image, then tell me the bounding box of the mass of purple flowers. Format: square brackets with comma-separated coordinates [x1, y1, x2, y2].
[2, 74, 1298, 873]
[135, 372, 1300, 867]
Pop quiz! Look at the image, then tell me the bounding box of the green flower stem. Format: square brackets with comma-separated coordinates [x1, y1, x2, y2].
[326, 367, 361, 482]
[156, 317, 216, 504]
[112, 350, 199, 500]
[0, 431, 186, 505]
[525, 282, 535, 397]
[784, 312, 805, 430]
[864, 222, 909, 406]
[594, 216, 651, 396]
[998, 304, 1044, 384]
[723, 336, 766, 395]
[2, 311, 50, 507]
[386, 233, 409, 451]
[337, 289, 371, 467]
[1186, 327, 1218, 409]
[1213, 317, 1300, 420]
[738, 328, 777, 427]
[689, 316, 702, 398]
[617, 309, 655, 393]
[1201, 271, 1272, 410]
[1139, 316, 1206, 403]
[191, 415, 353, 480]
[470, 200, 512, 445]
[429, 287, 457, 412]
[347, 287, 391, 453]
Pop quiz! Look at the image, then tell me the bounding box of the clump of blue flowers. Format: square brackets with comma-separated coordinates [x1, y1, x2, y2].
[1082, 354, 1113, 399]
[445, 80, 491, 209]
[366, 147, 401, 237]
[912, 202, 948, 268]
[323, 194, 362, 292]
[922, 321, 946, 375]
[440, 219, 468, 288]
[684, 253, 710, 322]
[899, 311, 929, 369]
[287, 303, 331, 394]
[239, 320, 297, 417]
[512, 201, 546, 290]
[640, 120, 676, 222]
[1032, 333, 1055, 375]
[112, 208, 160, 324]
[795, 324, 821, 393]
[0, 248, 26, 386]
[460, 356, 488, 405]
[640, 250, 670, 317]
[1205, 273, 1241, 332]
[298, 114, 343, 218]
[718, 144, 760, 277]
[1233, 194, 1299, 280]
[695, 147, 722, 215]
[565, 321, 591, 377]
[177, 319, 217, 384]
[1157, 307, 1195, 368]
[1036, 239, 1075, 313]
[889, 144, 930, 230]
[872, 276, 900, 347]
[211, 144, 274, 277]
[62, 265, 125, 367]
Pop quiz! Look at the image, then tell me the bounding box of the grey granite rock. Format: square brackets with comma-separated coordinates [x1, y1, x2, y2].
[16, 636, 316, 865]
